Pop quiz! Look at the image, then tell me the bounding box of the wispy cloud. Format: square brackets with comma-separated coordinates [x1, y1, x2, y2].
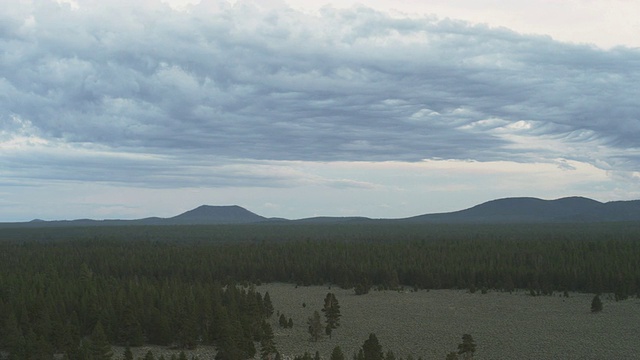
[3, 1, 639, 175]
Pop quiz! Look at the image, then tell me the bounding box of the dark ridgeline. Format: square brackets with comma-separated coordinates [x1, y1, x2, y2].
[2, 196, 640, 227]
[404, 196, 640, 223]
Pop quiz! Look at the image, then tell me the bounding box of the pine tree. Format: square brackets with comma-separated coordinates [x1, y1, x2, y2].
[123, 345, 134, 360]
[385, 350, 395, 360]
[263, 292, 274, 318]
[144, 350, 156, 360]
[362, 333, 383, 360]
[307, 311, 323, 342]
[330, 346, 345, 360]
[260, 322, 277, 360]
[177, 308, 199, 350]
[322, 293, 341, 338]
[591, 294, 603, 313]
[457, 334, 476, 359]
[77, 338, 93, 360]
[120, 303, 144, 347]
[90, 321, 114, 360]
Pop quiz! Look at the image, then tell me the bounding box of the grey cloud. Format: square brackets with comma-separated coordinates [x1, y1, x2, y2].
[1, 0, 639, 187]
[0, 139, 376, 190]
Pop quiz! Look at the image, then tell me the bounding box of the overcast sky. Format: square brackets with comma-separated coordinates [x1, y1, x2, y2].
[1, 0, 639, 221]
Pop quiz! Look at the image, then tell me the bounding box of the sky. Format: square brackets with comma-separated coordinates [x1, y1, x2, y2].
[1, 0, 639, 222]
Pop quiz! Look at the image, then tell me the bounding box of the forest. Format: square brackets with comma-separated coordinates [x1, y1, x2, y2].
[1, 221, 639, 359]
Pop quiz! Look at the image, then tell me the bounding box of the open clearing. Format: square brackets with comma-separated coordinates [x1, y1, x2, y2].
[258, 283, 640, 360]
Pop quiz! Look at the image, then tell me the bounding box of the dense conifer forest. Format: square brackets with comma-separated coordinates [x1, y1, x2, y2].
[1, 221, 640, 359]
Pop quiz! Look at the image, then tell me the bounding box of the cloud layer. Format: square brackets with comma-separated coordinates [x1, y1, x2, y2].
[1, 0, 639, 196]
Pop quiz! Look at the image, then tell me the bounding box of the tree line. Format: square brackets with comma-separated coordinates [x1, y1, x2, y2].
[4, 228, 634, 294]
[0, 257, 276, 359]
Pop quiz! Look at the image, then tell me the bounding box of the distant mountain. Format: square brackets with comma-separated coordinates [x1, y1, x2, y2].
[166, 205, 267, 225]
[2, 197, 640, 228]
[404, 197, 640, 223]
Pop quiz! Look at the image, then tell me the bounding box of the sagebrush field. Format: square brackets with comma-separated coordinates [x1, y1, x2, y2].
[259, 283, 640, 360]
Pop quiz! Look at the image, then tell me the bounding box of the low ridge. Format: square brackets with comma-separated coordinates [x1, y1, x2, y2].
[405, 196, 639, 223]
[3, 197, 640, 227]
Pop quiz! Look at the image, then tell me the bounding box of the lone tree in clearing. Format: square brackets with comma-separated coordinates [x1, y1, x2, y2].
[307, 311, 323, 342]
[278, 314, 288, 328]
[322, 292, 341, 338]
[330, 346, 345, 360]
[362, 333, 384, 360]
[457, 334, 476, 359]
[591, 294, 603, 313]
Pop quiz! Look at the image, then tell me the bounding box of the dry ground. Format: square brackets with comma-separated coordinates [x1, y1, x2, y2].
[111, 284, 640, 360]
[258, 283, 640, 360]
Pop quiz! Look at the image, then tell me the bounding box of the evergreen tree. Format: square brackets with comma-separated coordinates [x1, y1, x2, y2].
[445, 353, 459, 360]
[176, 305, 199, 350]
[354, 282, 371, 296]
[287, 318, 293, 328]
[120, 303, 144, 347]
[123, 345, 134, 360]
[307, 311, 323, 342]
[330, 346, 345, 360]
[322, 293, 341, 338]
[90, 321, 114, 360]
[385, 350, 395, 360]
[260, 322, 277, 360]
[278, 314, 287, 328]
[144, 350, 156, 360]
[147, 306, 172, 346]
[457, 334, 476, 359]
[77, 338, 93, 360]
[362, 333, 383, 360]
[591, 294, 603, 313]
[263, 292, 274, 318]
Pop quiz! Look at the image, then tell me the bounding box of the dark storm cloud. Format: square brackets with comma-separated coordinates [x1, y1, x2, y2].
[1, 0, 639, 185]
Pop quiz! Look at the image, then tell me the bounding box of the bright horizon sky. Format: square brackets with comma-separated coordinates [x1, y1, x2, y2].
[1, 0, 639, 221]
